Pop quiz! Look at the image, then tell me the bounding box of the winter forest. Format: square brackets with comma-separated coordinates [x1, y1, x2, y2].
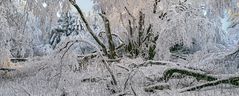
[1, 0, 239, 96]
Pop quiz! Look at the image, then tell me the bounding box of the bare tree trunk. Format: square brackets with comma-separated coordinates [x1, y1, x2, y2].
[99, 12, 117, 59]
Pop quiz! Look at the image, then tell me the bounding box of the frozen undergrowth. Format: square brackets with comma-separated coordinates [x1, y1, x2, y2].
[1, 55, 239, 96]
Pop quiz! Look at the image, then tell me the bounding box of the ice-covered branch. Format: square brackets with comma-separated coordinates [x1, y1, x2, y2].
[179, 76, 239, 92]
[69, 0, 108, 56]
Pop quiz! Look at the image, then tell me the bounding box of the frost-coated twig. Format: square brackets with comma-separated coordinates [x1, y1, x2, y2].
[125, 7, 137, 37]
[77, 53, 98, 59]
[124, 69, 138, 92]
[58, 38, 118, 86]
[116, 64, 129, 72]
[124, 7, 136, 21]
[135, 60, 181, 68]
[153, 0, 160, 13]
[98, 32, 124, 43]
[20, 86, 31, 96]
[131, 85, 137, 96]
[56, 41, 76, 89]
[225, 48, 239, 59]
[81, 77, 107, 83]
[144, 83, 170, 92]
[58, 41, 74, 52]
[98, 31, 125, 50]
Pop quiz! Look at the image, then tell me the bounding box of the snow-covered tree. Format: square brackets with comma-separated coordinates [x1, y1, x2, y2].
[49, 12, 80, 49]
[0, 0, 34, 58]
[92, 0, 239, 61]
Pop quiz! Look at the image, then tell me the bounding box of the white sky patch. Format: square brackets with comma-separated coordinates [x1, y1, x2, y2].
[57, 2, 63, 17]
[76, 0, 93, 13]
[221, 10, 231, 32]
[200, 4, 207, 16]
[203, 10, 207, 16]
[42, 2, 47, 8]
[57, 11, 61, 17]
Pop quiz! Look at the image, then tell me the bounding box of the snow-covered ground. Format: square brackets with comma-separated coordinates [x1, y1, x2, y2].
[1, 56, 239, 96]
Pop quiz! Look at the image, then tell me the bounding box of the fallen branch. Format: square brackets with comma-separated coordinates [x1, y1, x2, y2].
[116, 64, 129, 72]
[162, 67, 239, 93]
[77, 53, 98, 59]
[10, 58, 28, 63]
[81, 77, 107, 83]
[179, 76, 239, 92]
[163, 68, 217, 82]
[144, 83, 170, 92]
[134, 60, 207, 73]
[137, 60, 173, 67]
[0, 68, 16, 72]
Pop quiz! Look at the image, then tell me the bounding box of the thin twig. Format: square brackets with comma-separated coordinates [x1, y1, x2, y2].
[124, 69, 137, 90]
[131, 85, 137, 96]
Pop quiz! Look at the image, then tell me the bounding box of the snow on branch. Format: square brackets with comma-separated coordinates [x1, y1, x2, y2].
[163, 67, 217, 82]
[179, 76, 239, 92]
